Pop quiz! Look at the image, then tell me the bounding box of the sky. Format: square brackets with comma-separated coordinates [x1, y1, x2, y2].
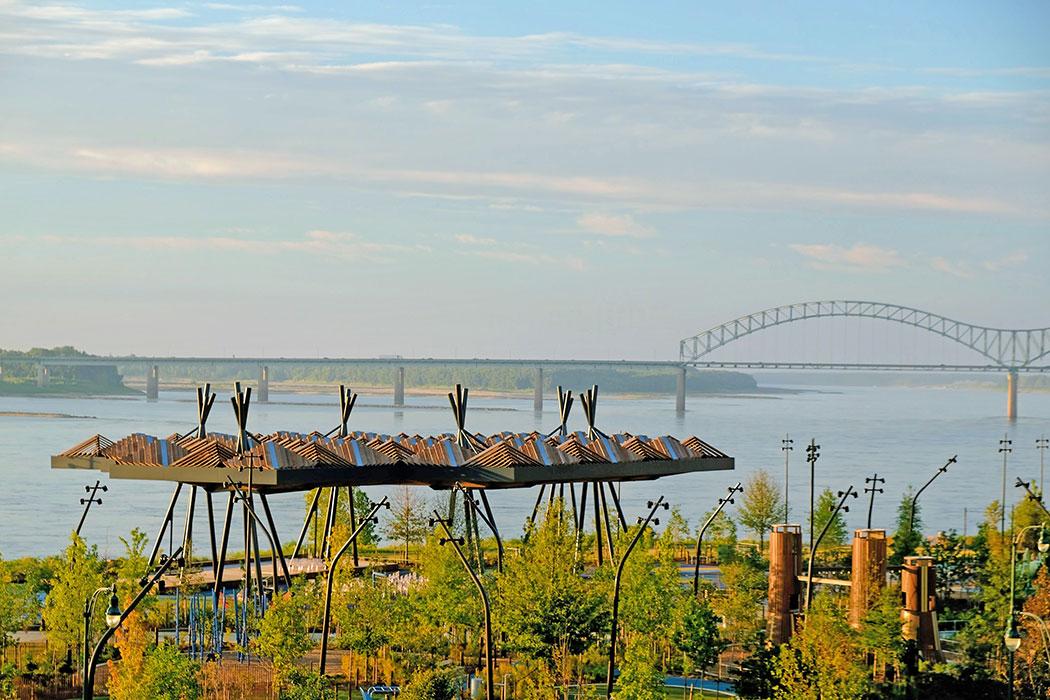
[1, 1, 1048, 360]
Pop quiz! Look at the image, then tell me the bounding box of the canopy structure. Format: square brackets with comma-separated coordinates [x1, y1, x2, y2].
[52, 428, 732, 491]
[51, 383, 735, 620]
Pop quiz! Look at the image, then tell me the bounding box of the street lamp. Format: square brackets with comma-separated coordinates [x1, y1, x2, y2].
[804, 485, 857, 611]
[781, 435, 793, 521]
[1005, 523, 1050, 700]
[319, 497, 389, 675]
[83, 584, 120, 694]
[692, 483, 742, 595]
[1037, 436, 1048, 495]
[1000, 435, 1013, 537]
[606, 496, 668, 696]
[908, 456, 957, 536]
[83, 547, 183, 700]
[431, 512, 494, 700]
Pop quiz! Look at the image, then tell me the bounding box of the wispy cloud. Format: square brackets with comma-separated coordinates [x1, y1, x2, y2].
[925, 66, 1050, 79]
[789, 243, 906, 272]
[7, 230, 428, 262]
[576, 212, 654, 238]
[930, 257, 973, 278]
[451, 234, 586, 270]
[454, 233, 497, 246]
[983, 251, 1029, 272]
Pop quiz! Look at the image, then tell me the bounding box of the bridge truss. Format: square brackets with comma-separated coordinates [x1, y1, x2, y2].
[680, 300, 1050, 369]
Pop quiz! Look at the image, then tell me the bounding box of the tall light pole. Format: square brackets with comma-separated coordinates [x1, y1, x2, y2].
[804, 485, 857, 611]
[82, 584, 120, 699]
[1000, 434, 1013, 537]
[1037, 436, 1048, 496]
[76, 481, 107, 537]
[1004, 523, 1049, 700]
[1015, 477, 1050, 519]
[319, 497, 389, 675]
[805, 439, 820, 572]
[607, 496, 668, 697]
[692, 483, 742, 595]
[781, 435, 793, 521]
[432, 511, 494, 700]
[908, 456, 957, 537]
[863, 473, 884, 530]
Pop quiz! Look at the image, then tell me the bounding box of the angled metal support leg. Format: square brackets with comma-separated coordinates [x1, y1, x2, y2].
[347, 486, 359, 567]
[214, 491, 235, 595]
[292, 488, 322, 559]
[147, 483, 182, 568]
[205, 490, 219, 578]
[258, 492, 292, 588]
[606, 482, 628, 531]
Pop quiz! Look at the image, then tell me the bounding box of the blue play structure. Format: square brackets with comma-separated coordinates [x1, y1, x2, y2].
[168, 587, 265, 661]
[360, 685, 400, 699]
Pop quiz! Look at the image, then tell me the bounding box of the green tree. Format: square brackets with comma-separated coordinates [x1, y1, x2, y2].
[497, 503, 608, 675]
[812, 488, 848, 558]
[41, 533, 105, 653]
[0, 554, 34, 651]
[890, 487, 923, 566]
[613, 638, 663, 700]
[386, 486, 431, 563]
[254, 587, 315, 689]
[712, 549, 766, 647]
[141, 641, 201, 700]
[776, 593, 870, 699]
[696, 507, 737, 563]
[738, 469, 785, 552]
[674, 596, 727, 679]
[735, 641, 780, 700]
[924, 530, 981, 603]
[400, 667, 460, 700]
[956, 501, 1010, 674]
[619, 527, 680, 639]
[107, 610, 152, 700]
[857, 585, 906, 682]
[280, 669, 333, 700]
[115, 529, 152, 610]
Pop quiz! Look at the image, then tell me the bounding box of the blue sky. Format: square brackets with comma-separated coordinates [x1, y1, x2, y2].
[1, 1, 1047, 359]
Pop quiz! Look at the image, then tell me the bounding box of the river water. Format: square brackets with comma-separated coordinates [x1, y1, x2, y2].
[1, 384, 1047, 559]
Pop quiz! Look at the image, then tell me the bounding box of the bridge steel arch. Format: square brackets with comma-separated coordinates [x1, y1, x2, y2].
[679, 300, 1050, 419]
[680, 300, 1050, 368]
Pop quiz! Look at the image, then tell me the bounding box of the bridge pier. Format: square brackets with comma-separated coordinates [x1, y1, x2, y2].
[1007, 368, 1018, 420]
[533, 367, 543, 412]
[146, 365, 159, 400]
[675, 366, 686, 414]
[258, 366, 269, 403]
[393, 366, 405, 407]
[36, 364, 49, 388]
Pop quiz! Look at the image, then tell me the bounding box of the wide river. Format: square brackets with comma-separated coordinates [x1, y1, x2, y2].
[1, 384, 1048, 559]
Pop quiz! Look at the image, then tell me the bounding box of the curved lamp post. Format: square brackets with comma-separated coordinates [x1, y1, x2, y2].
[431, 511, 494, 700]
[804, 485, 857, 612]
[908, 456, 957, 536]
[83, 547, 183, 700]
[318, 497, 389, 675]
[606, 495, 667, 697]
[82, 584, 120, 696]
[692, 483, 742, 595]
[1005, 523, 1049, 700]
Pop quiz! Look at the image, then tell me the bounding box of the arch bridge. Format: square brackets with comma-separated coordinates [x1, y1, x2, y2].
[680, 300, 1050, 419]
